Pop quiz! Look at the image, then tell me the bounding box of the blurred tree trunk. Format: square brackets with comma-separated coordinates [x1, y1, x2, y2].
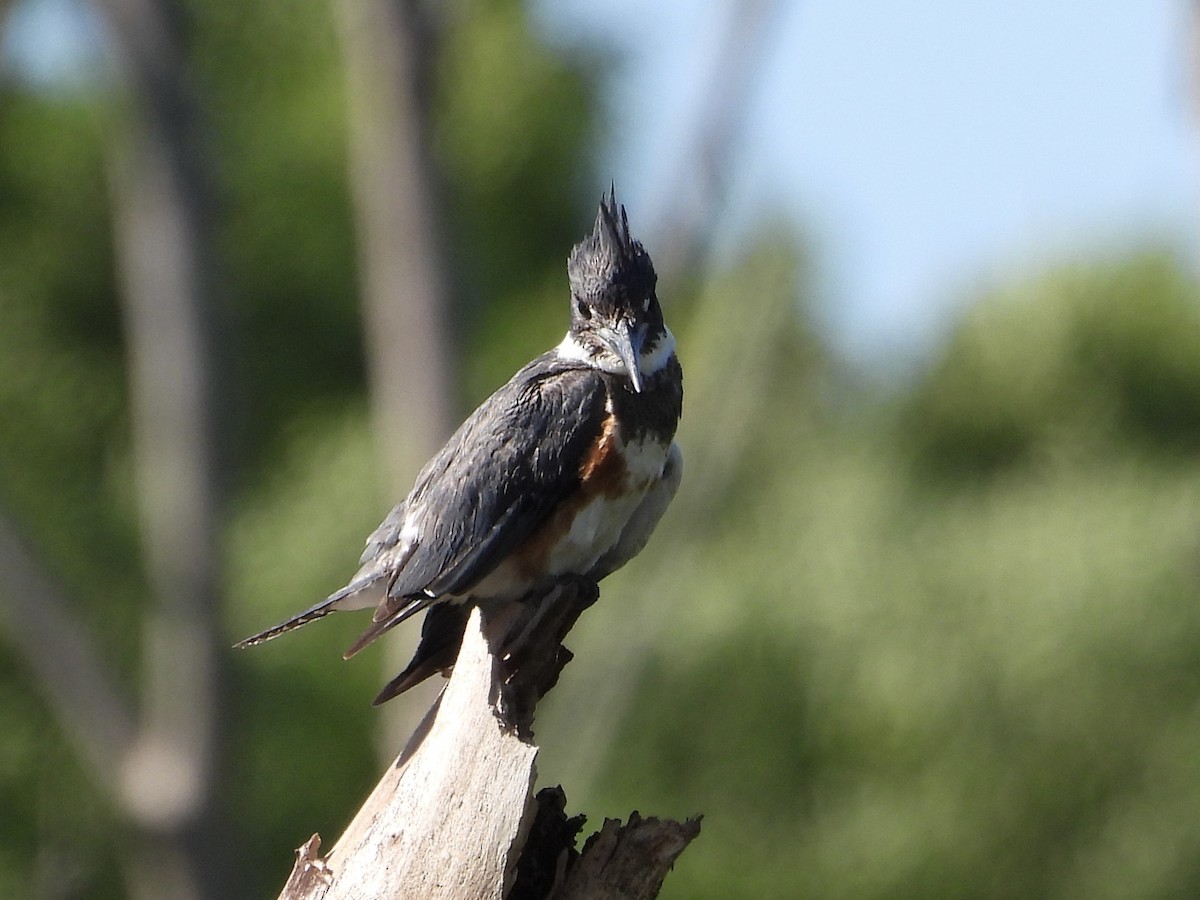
[334, 0, 459, 754]
[93, 0, 229, 897]
[0, 512, 137, 783]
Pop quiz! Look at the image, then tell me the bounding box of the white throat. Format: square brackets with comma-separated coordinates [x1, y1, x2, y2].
[555, 327, 676, 380]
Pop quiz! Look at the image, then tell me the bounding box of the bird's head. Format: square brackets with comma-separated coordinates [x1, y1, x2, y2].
[565, 189, 666, 393]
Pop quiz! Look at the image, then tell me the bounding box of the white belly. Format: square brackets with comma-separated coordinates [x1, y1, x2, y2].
[549, 433, 670, 573]
[469, 435, 671, 599]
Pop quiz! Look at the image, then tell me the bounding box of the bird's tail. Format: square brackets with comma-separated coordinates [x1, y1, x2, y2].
[341, 592, 439, 659]
[233, 577, 382, 648]
[372, 603, 471, 705]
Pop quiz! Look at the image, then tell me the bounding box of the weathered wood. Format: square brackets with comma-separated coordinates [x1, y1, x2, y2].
[509, 788, 703, 900]
[276, 583, 700, 899]
[278, 835, 333, 897]
[556, 813, 703, 899]
[280, 605, 538, 900]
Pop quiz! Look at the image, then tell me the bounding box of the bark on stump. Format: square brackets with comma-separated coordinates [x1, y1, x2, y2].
[276, 580, 700, 899]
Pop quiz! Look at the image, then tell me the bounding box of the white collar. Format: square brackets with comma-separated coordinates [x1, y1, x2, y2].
[554, 327, 676, 379]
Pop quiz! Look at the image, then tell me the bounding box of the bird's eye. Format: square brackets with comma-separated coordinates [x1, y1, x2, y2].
[574, 298, 591, 320]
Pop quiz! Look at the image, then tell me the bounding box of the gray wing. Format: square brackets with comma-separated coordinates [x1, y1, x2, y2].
[365, 441, 683, 703]
[236, 354, 608, 651]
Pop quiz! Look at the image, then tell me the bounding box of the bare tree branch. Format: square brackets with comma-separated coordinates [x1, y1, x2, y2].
[650, 0, 786, 281]
[0, 511, 136, 787]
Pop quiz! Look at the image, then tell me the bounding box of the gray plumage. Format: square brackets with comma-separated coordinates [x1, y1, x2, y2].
[236, 188, 682, 703]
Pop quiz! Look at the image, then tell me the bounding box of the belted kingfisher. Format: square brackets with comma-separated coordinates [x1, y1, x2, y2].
[237, 189, 683, 704]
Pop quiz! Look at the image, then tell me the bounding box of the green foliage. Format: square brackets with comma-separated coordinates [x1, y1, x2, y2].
[0, 658, 120, 898]
[0, 90, 145, 666]
[433, 0, 603, 401]
[193, 0, 364, 467]
[540, 245, 1200, 898]
[0, 1, 603, 894]
[903, 252, 1200, 478]
[4, 2, 1200, 896]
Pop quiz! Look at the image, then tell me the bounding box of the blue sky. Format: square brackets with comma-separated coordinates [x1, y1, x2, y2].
[539, 0, 1199, 359]
[6, 0, 1197, 361]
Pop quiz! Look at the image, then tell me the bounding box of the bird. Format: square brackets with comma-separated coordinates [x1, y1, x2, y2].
[236, 188, 683, 705]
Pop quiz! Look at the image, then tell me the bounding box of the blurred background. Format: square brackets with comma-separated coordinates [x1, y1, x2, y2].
[1, 0, 1199, 896]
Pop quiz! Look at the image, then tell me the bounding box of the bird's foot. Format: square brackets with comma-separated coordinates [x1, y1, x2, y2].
[493, 576, 600, 737]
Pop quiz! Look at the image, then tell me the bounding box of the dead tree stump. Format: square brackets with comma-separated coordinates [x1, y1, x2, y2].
[275, 580, 701, 899]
